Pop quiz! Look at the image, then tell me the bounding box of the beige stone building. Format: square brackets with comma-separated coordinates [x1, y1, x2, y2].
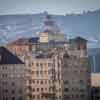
[2, 36, 90, 100]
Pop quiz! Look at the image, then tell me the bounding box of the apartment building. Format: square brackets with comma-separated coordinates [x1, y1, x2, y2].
[0, 47, 25, 100]
[2, 14, 90, 100]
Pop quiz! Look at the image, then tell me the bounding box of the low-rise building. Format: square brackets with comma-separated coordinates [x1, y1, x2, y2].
[91, 73, 100, 100]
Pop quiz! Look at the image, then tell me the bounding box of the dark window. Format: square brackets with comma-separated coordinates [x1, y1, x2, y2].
[11, 82, 15, 86]
[33, 80, 35, 83]
[37, 80, 39, 84]
[36, 63, 39, 67]
[41, 81, 43, 84]
[64, 80, 69, 84]
[41, 88, 43, 91]
[64, 88, 69, 92]
[37, 88, 39, 91]
[3, 97, 8, 100]
[33, 95, 35, 99]
[11, 90, 15, 94]
[40, 63, 43, 67]
[45, 80, 47, 84]
[4, 89, 8, 93]
[18, 96, 23, 100]
[29, 80, 32, 84]
[12, 97, 15, 100]
[33, 88, 35, 92]
[79, 80, 84, 85]
[36, 71, 39, 75]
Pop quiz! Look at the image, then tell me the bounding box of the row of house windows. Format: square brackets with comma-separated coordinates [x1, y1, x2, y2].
[0, 96, 23, 100]
[0, 81, 15, 86]
[27, 94, 62, 99]
[27, 87, 50, 92]
[28, 80, 52, 84]
[0, 89, 23, 94]
[64, 88, 86, 93]
[26, 70, 52, 76]
[0, 74, 8, 78]
[0, 74, 23, 78]
[64, 80, 85, 85]
[0, 66, 7, 70]
[29, 62, 52, 67]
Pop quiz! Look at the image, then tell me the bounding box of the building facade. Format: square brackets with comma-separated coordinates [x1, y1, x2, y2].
[0, 47, 25, 100]
[1, 14, 91, 100]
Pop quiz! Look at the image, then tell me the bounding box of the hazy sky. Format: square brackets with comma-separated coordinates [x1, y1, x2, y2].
[0, 0, 100, 15]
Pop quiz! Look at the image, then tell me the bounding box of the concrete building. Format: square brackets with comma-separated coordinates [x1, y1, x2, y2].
[91, 73, 100, 100]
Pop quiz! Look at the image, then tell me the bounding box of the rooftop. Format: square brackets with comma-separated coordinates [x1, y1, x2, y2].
[0, 46, 24, 64]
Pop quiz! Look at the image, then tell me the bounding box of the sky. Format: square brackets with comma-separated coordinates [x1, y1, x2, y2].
[0, 0, 100, 15]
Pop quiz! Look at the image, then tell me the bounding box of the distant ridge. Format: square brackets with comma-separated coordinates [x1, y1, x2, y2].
[0, 9, 100, 48]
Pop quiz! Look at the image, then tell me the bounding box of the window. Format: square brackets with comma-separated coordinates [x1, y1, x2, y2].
[2, 66, 7, 70]
[27, 86, 32, 91]
[41, 88, 43, 91]
[37, 80, 39, 84]
[2, 74, 7, 78]
[41, 81, 43, 84]
[33, 88, 35, 92]
[45, 88, 47, 91]
[36, 63, 39, 67]
[18, 96, 23, 100]
[64, 80, 69, 84]
[29, 80, 32, 84]
[79, 80, 84, 85]
[4, 89, 8, 93]
[11, 90, 15, 94]
[40, 63, 43, 67]
[36, 71, 39, 76]
[45, 80, 47, 84]
[33, 95, 35, 99]
[40, 71, 43, 75]
[64, 88, 69, 92]
[33, 80, 35, 84]
[2, 97, 8, 100]
[11, 82, 15, 86]
[48, 63, 51, 67]
[12, 97, 15, 100]
[37, 88, 39, 91]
